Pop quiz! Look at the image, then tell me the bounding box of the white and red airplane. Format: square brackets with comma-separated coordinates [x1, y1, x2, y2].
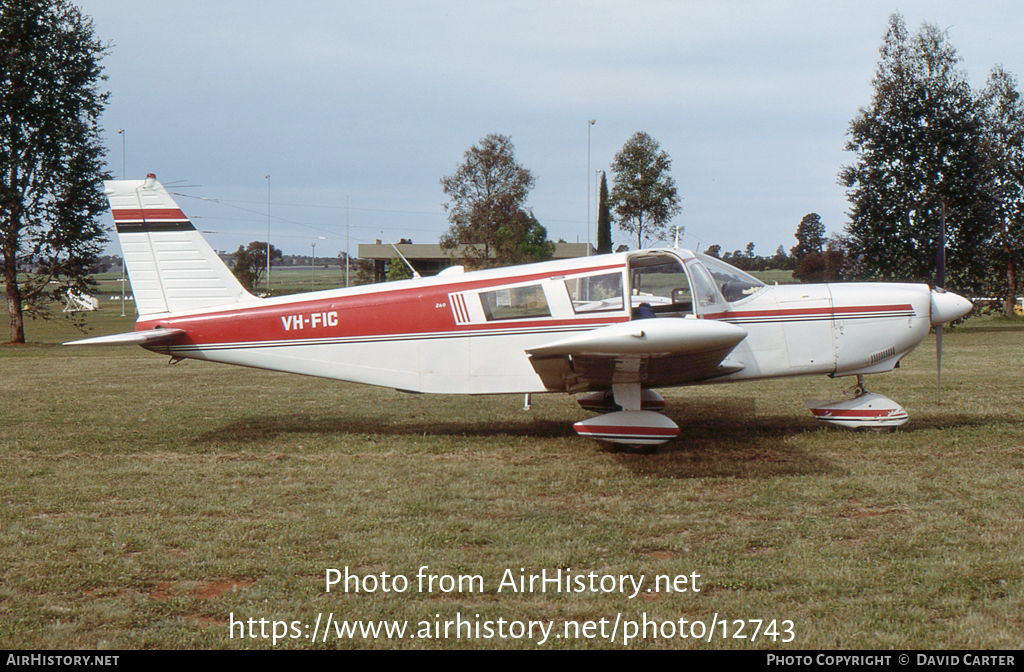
[67, 175, 973, 448]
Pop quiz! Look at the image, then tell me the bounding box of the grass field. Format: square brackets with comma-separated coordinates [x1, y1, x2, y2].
[1, 301, 1022, 649]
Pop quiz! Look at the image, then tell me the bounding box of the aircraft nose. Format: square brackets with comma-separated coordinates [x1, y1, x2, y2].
[930, 289, 973, 326]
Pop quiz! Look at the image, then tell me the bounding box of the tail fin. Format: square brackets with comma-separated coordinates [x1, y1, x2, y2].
[106, 174, 257, 316]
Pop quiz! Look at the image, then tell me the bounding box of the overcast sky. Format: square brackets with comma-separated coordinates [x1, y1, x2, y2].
[77, 1, 1024, 259]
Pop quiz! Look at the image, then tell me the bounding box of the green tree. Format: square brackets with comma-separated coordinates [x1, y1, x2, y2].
[824, 236, 849, 281]
[439, 133, 541, 268]
[386, 255, 413, 282]
[839, 13, 992, 293]
[792, 215, 851, 282]
[596, 171, 612, 254]
[230, 241, 282, 293]
[1, 0, 110, 343]
[507, 211, 555, 265]
[795, 235, 848, 283]
[791, 213, 825, 260]
[979, 64, 1024, 317]
[771, 245, 790, 270]
[608, 132, 681, 249]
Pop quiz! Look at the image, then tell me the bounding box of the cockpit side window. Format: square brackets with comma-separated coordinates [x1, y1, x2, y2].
[627, 253, 693, 317]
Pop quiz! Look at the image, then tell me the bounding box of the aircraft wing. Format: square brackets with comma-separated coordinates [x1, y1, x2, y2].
[526, 318, 747, 393]
[63, 328, 186, 346]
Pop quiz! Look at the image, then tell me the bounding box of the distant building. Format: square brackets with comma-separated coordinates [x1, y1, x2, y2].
[357, 241, 595, 283]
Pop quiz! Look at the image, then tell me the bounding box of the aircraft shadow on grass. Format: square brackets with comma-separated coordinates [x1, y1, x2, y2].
[191, 393, 1016, 481]
[192, 396, 861, 480]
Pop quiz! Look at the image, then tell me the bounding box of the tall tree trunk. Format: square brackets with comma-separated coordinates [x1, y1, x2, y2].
[1005, 242, 1017, 319]
[5, 261, 25, 344]
[999, 217, 1018, 319]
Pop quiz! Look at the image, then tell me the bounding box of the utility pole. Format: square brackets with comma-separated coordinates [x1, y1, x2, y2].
[346, 196, 350, 288]
[265, 175, 271, 295]
[117, 129, 126, 317]
[587, 119, 595, 256]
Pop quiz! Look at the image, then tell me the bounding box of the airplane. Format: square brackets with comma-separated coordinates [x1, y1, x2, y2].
[66, 175, 974, 449]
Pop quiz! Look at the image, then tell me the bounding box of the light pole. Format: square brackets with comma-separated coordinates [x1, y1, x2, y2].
[587, 119, 595, 256]
[345, 195, 350, 288]
[311, 237, 325, 290]
[117, 128, 125, 179]
[264, 175, 271, 295]
[117, 129, 126, 316]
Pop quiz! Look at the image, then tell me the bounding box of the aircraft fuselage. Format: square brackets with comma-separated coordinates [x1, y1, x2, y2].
[132, 250, 939, 395]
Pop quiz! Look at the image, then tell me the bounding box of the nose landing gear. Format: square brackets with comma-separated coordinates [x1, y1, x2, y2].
[806, 376, 908, 430]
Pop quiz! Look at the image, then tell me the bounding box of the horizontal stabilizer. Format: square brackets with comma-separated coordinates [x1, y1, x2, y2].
[63, 328, 186, 346]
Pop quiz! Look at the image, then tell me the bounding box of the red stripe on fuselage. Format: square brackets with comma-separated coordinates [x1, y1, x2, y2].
[703, 304, 915, 321]
[135, 263, 628, 345]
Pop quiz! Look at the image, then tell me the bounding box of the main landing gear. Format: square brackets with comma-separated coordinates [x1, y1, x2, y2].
[572, 385, 679, 451]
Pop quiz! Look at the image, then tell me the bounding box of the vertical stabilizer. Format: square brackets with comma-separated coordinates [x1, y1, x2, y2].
[106, 174, 257, 316]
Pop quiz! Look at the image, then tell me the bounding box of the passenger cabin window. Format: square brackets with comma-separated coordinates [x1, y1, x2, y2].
[627, 254, 693, 318]
[697, 255, 765, 303]
[480, 284, 550, 321]
[564, 272, 624, 314]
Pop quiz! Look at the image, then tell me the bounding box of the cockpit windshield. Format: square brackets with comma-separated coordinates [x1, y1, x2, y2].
[695, 254, 765, 303]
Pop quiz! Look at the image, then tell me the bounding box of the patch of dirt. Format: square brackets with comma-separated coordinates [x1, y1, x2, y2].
[147, 579, 255, 601]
